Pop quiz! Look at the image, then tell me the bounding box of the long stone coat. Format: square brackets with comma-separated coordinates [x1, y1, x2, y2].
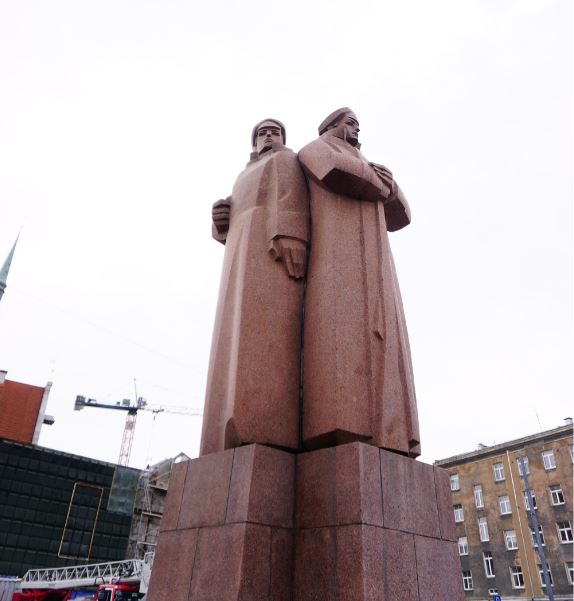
[199, 145, 309, 455]
[298, 134, 421, 457]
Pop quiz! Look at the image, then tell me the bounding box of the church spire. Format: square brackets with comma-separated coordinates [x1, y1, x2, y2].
[0, 235, 19, 302]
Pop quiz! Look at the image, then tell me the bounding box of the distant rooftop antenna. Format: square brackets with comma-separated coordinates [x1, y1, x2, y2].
[533, 405, 543, 431]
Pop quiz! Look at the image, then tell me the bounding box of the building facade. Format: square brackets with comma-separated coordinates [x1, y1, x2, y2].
[0, 438, 141, 576]
[436, 424, 573, 600]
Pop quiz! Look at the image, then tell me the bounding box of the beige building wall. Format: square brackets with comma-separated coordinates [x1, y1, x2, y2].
[437, 423, 573, 600]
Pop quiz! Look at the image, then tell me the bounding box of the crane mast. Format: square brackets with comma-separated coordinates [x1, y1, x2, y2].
[118, 407, 138, 466]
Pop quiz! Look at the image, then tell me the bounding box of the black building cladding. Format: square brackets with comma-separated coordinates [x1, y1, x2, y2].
[0, 439, 141, 576]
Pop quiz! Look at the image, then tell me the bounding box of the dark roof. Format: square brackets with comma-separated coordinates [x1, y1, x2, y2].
[0, 436, 141, 473]
[435, 423, 573, 467]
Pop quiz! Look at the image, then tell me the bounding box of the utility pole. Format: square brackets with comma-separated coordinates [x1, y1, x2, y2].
[518, 455, 554, 600]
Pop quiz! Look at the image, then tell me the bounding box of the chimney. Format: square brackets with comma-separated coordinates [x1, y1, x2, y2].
[0, 370, 7, 385]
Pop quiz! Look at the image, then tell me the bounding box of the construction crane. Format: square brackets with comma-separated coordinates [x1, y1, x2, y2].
[74, 394, 202, 466]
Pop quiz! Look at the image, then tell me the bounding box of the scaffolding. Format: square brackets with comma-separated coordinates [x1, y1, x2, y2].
[126, 457, 178, 560]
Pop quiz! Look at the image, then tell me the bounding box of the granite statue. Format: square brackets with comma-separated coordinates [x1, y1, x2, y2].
[199, 119, 309, 455]
[145, 112, 466, 601]
[299, 107, 421, 456]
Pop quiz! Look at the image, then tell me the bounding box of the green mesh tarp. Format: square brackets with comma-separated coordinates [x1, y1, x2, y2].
[107, 467, 140, 514]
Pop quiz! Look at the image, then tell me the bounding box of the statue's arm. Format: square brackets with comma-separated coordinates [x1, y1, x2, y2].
[369, 163, 411, 231]
[299, 139, 411, 231]
[383, 183, 411, 232]
[298, 138, 390, 202]
[266, 152, 309, 280]
[269, 237, 307, 279]
[212, 197, 231, 244]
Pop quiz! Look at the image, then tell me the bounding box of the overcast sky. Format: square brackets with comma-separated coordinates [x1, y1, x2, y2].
[0, 0, 572, 469]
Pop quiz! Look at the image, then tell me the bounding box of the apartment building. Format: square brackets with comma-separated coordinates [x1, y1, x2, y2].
[436, 423, 573, 600]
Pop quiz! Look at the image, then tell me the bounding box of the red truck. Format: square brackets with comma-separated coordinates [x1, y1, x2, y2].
[94, 583, 142, 601]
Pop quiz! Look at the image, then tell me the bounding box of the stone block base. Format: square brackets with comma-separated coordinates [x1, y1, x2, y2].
[145, 444, 294, 601]
[146, 443, 464, 601]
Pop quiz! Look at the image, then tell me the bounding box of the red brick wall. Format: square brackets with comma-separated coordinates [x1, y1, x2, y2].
[0, 380, 44, 443]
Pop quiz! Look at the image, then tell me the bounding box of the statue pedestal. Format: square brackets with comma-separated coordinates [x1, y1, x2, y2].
[146, 443, 464, 601]
[293, 443, 463, 600]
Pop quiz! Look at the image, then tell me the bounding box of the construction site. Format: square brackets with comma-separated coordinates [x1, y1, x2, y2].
[0, 370, 192, 600]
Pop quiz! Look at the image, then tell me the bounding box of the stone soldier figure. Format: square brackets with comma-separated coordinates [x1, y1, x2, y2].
[200, 119, 309, 455]
[298, 108, 421, 457]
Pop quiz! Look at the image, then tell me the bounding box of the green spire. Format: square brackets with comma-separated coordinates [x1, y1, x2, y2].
[0, 235, 19, 302]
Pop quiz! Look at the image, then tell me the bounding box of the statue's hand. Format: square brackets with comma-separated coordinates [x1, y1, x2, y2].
[212, 199, 231, 234]
[270, 237, 307, 280]
[369, 163, 396, 199]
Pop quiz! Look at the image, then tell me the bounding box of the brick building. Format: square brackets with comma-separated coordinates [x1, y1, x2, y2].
[436, 423, 573, 600]
[0, 370, 53, 444]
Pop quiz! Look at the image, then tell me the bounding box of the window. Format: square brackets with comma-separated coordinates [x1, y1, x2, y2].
[450, 473, 460, 491]
[462, 570, 473, 591]
[493, 462, 505, 481]
[550, 484, 565, 505]
[510, 566, 525, 589]
[523, 489, 537, 511]
[566, 561, 574, 585]
[483, 551, 495, 578]
[538, 565, 553, 587]
[542, 450, 556, 470]
[569, 444, 574, 463]
[557, 521, 573, 543]
[474, 484, 484, 508]
[517, 456, 529, 475]
[499, 495, 512, 515]
[479, 517, 489, 542]
[504, 530, 518, 550]
[454, 504, 464, 523]
[530, 525, 545, 547]
[458, 536, 468, 556]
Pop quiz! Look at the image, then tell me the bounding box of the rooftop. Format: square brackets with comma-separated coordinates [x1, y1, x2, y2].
[0, 437, 141, 473]
[435, 422, 573, 467]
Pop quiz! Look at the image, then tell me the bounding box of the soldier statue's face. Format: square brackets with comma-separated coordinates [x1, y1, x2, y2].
[256, 122, 283, 155]
[331, 113, 360, 146]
